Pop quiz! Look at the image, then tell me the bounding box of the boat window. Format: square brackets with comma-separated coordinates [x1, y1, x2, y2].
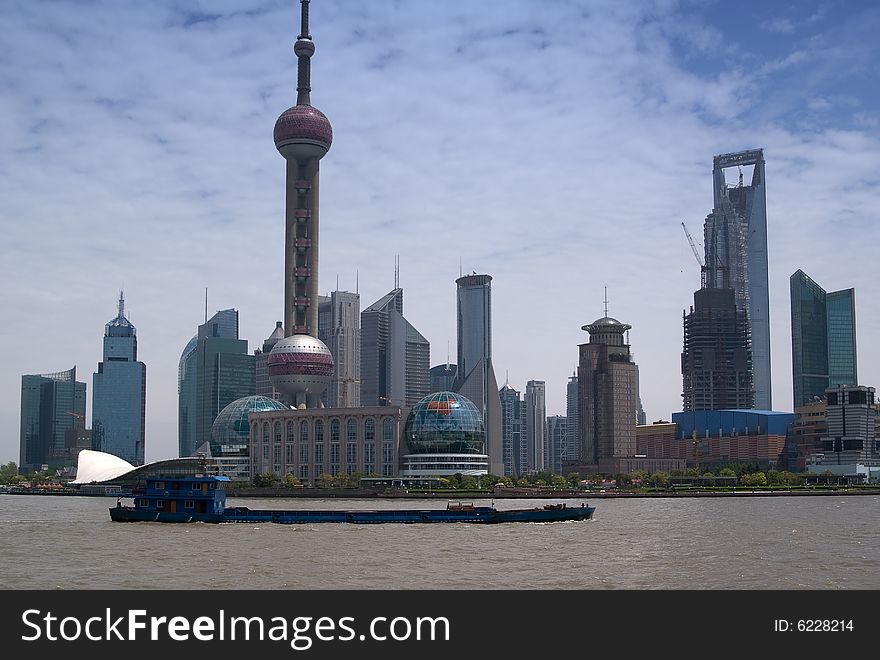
[156, 500, 165, 510]
[136, 498, 148, 507]
[184, 500, 194, 509]
[156, 481, 165, 490]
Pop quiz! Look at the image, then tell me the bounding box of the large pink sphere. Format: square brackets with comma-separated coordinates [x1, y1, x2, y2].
[267, 334, 333, 399]
[274, 105, 332, 160]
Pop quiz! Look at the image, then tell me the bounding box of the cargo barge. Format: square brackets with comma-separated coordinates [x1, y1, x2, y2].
[108, 475, 595, 524]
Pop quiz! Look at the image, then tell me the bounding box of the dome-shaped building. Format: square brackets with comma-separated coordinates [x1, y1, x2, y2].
[400, 392, 488, 477]
[210, 395, 288, 479]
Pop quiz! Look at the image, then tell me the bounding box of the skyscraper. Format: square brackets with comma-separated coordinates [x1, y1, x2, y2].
[360, 288, 429, 407]
[267, 0, 335, 409]
[546, 415, 567, 476]
[253, 321, 285, 400]
[499, 383, 523, 477]
[178, 308, 255, 458]
[524, 380, 546, 473]
[565, 374, 579, 463]
[704, 149, 771, 409]
[790, 270, 857, 409]
[682, 288, 754, 411]
[20, 366, 86, 472]
[92, 292, 146, 465]
[318, 290, 361, 407]
[453, 274, 503, 475]
[430, 363, 457, 393]
[577, 311, 638, 465]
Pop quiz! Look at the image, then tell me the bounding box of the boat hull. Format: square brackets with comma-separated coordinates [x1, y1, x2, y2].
[109, 504, 595, 524]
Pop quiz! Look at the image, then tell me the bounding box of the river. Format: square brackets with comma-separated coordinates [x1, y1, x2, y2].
[1, 494, 877, 589]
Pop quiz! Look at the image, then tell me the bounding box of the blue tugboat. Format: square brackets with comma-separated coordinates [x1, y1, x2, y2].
[109, 475, 595, 524]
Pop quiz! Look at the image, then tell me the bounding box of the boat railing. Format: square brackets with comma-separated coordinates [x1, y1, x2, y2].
[446, 501, 475, 511]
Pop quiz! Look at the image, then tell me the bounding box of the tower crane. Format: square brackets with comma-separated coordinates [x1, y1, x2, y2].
[681, 221, 707, 288]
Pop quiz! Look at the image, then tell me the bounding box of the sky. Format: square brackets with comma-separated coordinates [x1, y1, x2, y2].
[1, 0, 878, 465]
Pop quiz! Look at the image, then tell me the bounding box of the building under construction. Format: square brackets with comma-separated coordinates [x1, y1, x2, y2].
[682, 288, 755, 411]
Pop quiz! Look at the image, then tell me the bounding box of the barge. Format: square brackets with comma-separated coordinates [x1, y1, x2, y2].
[108, 475, 595, 524]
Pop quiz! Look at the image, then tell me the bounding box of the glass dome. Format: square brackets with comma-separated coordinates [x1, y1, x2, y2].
[403, 392, 485, 455]
[210, 395, 287, 457]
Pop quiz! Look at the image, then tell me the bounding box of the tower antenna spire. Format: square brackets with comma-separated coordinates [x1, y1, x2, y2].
[295, 0, 314, 106]
[205, 287, 208, 323]
[118, 290, 125, 319]
[603, 285, 609, 317]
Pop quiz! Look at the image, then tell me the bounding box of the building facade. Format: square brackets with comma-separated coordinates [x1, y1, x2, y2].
[318, 290, 361, 407]
[92, 292, 146, 465]
[179, 309, 255, 458]
[820, 385, 877, 465]
[430, 363, 457, 393]
[565, 374, 579, 463]
[577, 315, 638, 466]
[253, 321, 285, 400]
[790, 270, 857, 409]
[524, 380, 546, 473]
[546, 415, 567, 475]
[706, 149, 771, 410]
[499, 384, 524, 477]
[249, 406, 406, 484]
[360, 288, 429, 408]
[453, 274, 503, 475]
[682, 288, 754, 411]
[20, 366, 86, 472]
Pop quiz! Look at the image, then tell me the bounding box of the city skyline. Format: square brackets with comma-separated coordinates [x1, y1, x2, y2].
[2, 1, 879, 464]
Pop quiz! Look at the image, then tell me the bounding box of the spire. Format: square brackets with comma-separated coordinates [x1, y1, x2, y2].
[117, 290, 125, 319]
[295, 0, 315, 106]
[603, 285, 609, 317]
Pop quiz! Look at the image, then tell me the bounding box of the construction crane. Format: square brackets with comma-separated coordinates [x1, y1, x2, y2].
[681, 221, 707, 288]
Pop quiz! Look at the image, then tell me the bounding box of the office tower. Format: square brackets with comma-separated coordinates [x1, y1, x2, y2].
[499, 384, 524, 477]
[821, 385, 877, 463]
[20, 366, 86, 472]
[318, 290, 361, 407]
[453, 274, 503, 475]
[577, 312, 638, 464]
[178, 309, 254, 457]
[524, 380, 546, 473]
[682, 288, 754, 411]
[92, 292, 147, 465]
[267, 0, 334, 409]
[790, 269, 857, 409]
[361, 287, 429, 407]
[635, 368, 647, 426]
[430, 363, 457, 393]
[704, 149, 771, 409]
[253, 321, 285, 400]
[546, 415, 567, 475]
[565, 374, 579, 463]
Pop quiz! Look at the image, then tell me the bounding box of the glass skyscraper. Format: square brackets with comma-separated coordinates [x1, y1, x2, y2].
[92, 292, 146, 465]
[790, 270, 857, 409]
[20, 366, 86, 471]
[178, 308, 254, 458]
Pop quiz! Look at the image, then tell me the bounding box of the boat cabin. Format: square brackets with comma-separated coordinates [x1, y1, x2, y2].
[128, 475, 229, 515]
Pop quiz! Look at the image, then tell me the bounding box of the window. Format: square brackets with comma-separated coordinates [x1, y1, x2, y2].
[287, 421, 295, 443]
[184, 500, 194, 509]
[156, 500, 165, 510]
[300, 420, 309, 444]
[347, 418, 357, 443]
[365, 418, 375, 442]
[315, 420, 324, 443]
[383, 417, 394, 442]
[300, 441, 309, 465]
[331, 419, 340, 443]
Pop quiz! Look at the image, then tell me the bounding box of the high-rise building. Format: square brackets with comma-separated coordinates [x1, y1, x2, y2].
[178, 308, 255, 458]
[524, 380, 546, 473]
[20, 366, 86, 472]
[546, 415, 567, 475]
[430, 363, 457, 393]
[318, 290, 361, 407]
[266, 0, 335, 409]
[704, 149, 771, 409]
[253, 321, 285, 400]
[499, 384, 523, 477]
[577, 312, 638, 465]
[92, 292, 146, 465]
[790, 269, 857, 409]
[453, 274, 503, 475]
[565, 374, 579, 463]
[682, 288, 754, 411]
[360, 288, 429, 408]
[821, 385, 877, 464]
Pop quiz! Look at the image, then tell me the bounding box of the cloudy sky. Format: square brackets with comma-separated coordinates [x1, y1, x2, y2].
[2, 0, 878, 465]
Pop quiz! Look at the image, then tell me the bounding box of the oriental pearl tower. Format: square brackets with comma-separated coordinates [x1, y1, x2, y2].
[267, 0, 334, 409]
